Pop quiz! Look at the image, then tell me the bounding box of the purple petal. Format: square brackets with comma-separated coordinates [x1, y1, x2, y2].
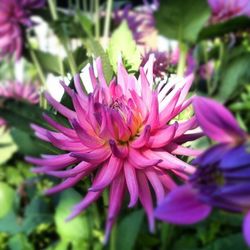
[155, 185, 212, 224]
[220, 145, 250, 170]
[193, 97, 246, 143]
[243, 210, 250, 247]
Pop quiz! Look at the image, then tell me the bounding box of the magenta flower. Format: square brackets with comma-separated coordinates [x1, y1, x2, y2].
[26, 57, 201, 241]
[208, 0, 250, 23]
[114, 4, 155, 44]
[0, 81, 39, 127]
[0, 81, 39, 104]
[155, 97, 250, 246]
[141, 50, 169, 78]
[0, 0, 45, 60]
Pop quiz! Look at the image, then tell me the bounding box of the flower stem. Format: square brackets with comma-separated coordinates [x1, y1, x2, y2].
[103, 0, 113, 47]
[48, 0, 58, 20]
[29, 49, 47, 109]
[110, 222, 117, 250]
[95, 0, 100, 40]
[29, 49, 46, 87]
[177, 42, 188, 77]
[160, 223, 173, 250]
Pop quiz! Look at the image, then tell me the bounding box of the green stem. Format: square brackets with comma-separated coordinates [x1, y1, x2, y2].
[161, 223, 172, 250]
[103, 0, 113, 47]
[110, 222, 117, 250]
[30, 49, 47, 108]
[177, 42, 188, 77]
[63, 40, 77, 76]
[30, 50, 46, 87]
[83, 0, 87, 11]
[48, 0, 58, 20]
[95, 0, 100, 39]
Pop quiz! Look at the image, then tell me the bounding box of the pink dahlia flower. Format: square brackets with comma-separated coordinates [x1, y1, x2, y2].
[0, 0, 45, 60]
[0, 81, 39, 104]
[0, 81, 39, 127]
[26, 57, 202, 241]
[208, 0, 250, 23]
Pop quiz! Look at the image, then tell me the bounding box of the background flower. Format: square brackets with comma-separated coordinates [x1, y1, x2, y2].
[113, 4, 156, 45]
[208, 0, 250, 23]
[0, 81, 39, 128]
[0, 0, 45, 60]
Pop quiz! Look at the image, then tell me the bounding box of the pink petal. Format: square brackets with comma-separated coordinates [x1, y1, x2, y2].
[67, 190, 103, 220]
[104, 174, 125, 243]
[89, 156, 123, 191]
[138, 171, 155, 232]
[124, 161, 139, 207]
[130, 125, 151, 148]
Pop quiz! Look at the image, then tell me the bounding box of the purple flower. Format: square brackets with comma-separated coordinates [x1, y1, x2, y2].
[114, 4, 155, 44]
[26, 57, 201, 242]
[155, 97, 250, 246]
[0, 81, 39, 127]
[141, 50, 169, 78]
[0, 0, 45, 60]
[208, 0, 250, 23]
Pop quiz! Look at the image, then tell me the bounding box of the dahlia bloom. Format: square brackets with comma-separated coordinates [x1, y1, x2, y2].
[26, 57, 202, 241]
[0, 81, 39, 104]
[155, 97, 250, 246]
[0, 81, 39, 127]
[141, 50, 169, 78]
[208, 0, 250, 23]
[0, 0, 45, 60]
[114, 4, 155, 44]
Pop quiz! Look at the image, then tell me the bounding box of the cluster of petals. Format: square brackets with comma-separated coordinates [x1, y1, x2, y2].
[208, 0, 250, 23]
[0, 0, 45, 60]
[155, 97, 250, 246]
[26, 56, 202, 241]
[114, 4, 156, 45]
[141, 49, 169, 78]
[0, 81, 39, 127]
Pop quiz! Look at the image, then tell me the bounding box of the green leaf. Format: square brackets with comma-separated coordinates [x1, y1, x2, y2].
[155, 0, 210, 42]
[11, 128, 60, 156]
[30, 49, 63, 76]
[8, 234, 34, 250]
[76, 11, 94, 37]
[0, 129, 17, 165]
[22, 196, 52, 235]
[108, 21, 141, 73]
[86, 39, 113, 83]
[0, 99, 46, 133]
[116, 210, 144, 250]
[198, 16, 250, 41]
[0, 182, 15, 219]
[217, 50, 250, 102]
[202, 234, 248, 250]
[0, 212, 22, 234]
[55, 189, 90, 242]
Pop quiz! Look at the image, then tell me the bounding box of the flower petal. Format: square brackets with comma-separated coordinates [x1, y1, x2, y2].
[193, 97, 246, 143]
[155, 185, 212, 224]
[243, 210, 250, 247]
